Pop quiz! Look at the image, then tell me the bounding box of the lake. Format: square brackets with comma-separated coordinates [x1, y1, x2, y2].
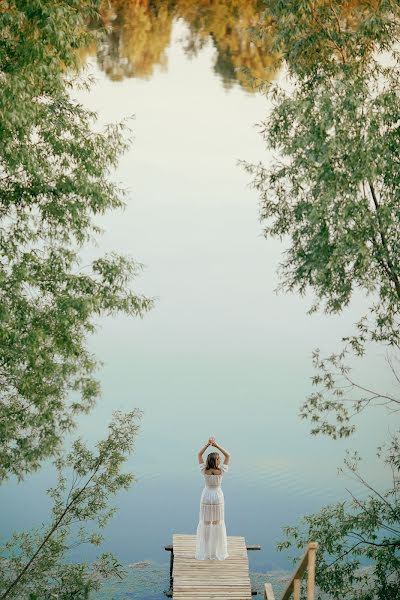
[0, 6, 393, 599]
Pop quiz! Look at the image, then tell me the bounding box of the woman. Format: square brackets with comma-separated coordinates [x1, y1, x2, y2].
[195, 437, 230, 560]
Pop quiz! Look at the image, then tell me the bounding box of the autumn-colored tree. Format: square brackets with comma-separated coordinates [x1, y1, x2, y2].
[82, 0, 280, 90]
[176, 0, 279, 90]
[88, 0, 380, 90]
[95, 0, 174, 81]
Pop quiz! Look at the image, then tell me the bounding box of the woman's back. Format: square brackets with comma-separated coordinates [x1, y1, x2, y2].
[202, 464, 228, 485]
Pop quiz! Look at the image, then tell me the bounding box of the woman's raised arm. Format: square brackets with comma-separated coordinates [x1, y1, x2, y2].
[197, 441, 211, 464]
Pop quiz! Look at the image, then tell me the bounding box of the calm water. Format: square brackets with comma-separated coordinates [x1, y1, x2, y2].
[0, 12, 394, 599]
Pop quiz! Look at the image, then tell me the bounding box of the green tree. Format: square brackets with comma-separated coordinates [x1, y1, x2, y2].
[243, 0, 400, 437]
[278, 438, 400, 600]
[0, 410, 142, 599]
[0, 0, 152, 482]
[0, 1, 152, 596]
[244, 1, 400, 597]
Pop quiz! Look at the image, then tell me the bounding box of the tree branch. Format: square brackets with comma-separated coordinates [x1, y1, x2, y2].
[0, 457, 103, 599]
[368, 180, 400, 300]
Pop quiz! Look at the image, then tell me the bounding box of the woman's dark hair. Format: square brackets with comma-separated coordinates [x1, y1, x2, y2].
[205, 452, 219, 470]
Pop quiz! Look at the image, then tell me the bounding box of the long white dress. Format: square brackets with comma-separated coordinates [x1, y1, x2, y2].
[195, 462, 229, 560]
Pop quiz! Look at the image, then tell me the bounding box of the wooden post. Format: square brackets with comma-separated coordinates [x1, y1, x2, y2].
[264, 582, 276, 600]
[293, 578, 301, 600]
[169, 549, 174, 591]
[307, 542, 317, 600]
[164, 544, 173, 597]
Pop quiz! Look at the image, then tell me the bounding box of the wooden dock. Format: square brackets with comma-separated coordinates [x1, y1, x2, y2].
[165, 536, 318, 600]
[169, 533, 254, 599]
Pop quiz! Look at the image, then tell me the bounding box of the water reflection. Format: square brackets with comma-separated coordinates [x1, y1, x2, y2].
[79, 0, 279, 89]
[68, 16, 391, 574]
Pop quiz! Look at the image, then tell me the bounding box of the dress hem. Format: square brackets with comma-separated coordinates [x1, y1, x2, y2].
[194, 554, 229, 561]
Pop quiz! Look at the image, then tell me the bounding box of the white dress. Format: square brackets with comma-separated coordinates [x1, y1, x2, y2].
[195, 463, 229, 560]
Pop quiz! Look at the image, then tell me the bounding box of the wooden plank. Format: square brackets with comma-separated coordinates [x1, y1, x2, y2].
[172, 534, 252, 600]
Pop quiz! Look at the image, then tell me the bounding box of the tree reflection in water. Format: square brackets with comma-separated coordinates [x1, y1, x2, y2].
[78, 0, 279, 90]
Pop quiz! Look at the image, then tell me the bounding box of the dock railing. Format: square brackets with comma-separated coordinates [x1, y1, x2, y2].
[264, 542, 318, 600]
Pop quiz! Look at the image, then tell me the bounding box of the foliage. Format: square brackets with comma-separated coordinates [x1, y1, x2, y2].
[243, 0, 400, 438]
[176, 0, 278, 90]
[245, 2, 400, 597]
[263, 0, 398, 79]
[0, 0, 153, 482]
[93, 0, 173, 81]
[277, 435, 400, 600]
[0, 410, 141, 599]
[0, 2, 152, 596]
[82, 1, 397, 90]
[300, 346, 400, 439]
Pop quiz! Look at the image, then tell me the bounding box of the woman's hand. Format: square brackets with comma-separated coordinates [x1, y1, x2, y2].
[208, 437, 216, 446]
